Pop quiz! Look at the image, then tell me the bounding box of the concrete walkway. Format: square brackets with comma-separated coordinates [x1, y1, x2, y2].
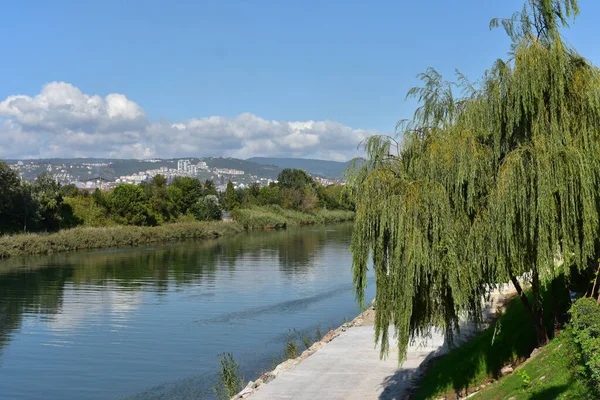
[249, 326, 446, 400]
[246, 289, 513, 400]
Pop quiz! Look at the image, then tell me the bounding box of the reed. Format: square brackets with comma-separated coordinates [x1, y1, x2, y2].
[231, 206, 354, 229]
[214, 353, 244, 400]
[0, 221, 244, 259]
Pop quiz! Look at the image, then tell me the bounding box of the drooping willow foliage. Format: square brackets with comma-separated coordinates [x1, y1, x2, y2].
[350, 0, 600, 362]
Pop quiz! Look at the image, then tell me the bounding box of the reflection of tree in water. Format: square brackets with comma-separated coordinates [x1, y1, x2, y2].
[208, 223, 353, 276]
[0, 266, 72, 357]
[0, 246, 232, 358]
[277, 225, 353, 275]
[0, 223, 353, 359]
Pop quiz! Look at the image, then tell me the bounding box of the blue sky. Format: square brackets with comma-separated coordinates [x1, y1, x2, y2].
[1, 0, 599, 160]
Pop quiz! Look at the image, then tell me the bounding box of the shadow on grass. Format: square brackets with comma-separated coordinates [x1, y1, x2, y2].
[408, 299, 538, 399]
[400, 277, 571, 399]
[529, 384, 570, 400]
[379, 366, 421, 400]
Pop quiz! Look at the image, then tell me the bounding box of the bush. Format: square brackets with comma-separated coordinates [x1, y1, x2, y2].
[569, 297, 600, 394]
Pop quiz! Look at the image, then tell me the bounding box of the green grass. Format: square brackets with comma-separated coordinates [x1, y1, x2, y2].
[231, 205, 354, 229]
[413, 296, 538, 399]
[413, 282, 572, 399]
[473, 330, 592, 400]
[0, 221, 244, 259]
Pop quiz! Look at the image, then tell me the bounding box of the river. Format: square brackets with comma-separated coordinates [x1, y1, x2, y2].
[0, 223, 375, 399]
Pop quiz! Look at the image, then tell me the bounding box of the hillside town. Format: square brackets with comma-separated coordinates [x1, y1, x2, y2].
[7, 158, 343, 192]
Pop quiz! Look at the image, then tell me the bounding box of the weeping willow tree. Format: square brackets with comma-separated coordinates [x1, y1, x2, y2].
[350, 0, 600, 362]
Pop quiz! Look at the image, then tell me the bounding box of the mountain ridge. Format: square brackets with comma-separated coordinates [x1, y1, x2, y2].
[246, 157, 351, 178]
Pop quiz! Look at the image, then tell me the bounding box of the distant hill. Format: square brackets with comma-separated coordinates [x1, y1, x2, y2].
[4, 157, 284, 182]
[247, 157, 351, 178]
[4, 156, 356, 181]
[204, 157, 281, 179]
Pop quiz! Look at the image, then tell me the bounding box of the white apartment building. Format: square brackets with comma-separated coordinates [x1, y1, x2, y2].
[177, 159, 191, 171]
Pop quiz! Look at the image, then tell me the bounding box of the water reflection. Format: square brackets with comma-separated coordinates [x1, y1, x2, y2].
[0, 223, 369, 400]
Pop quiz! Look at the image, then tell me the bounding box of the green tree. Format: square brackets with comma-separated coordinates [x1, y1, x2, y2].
[141, 174, 173, 223]
[203, 179, 218, 196]
[15, 183, 40, 233]
[63, 196, 110, 227]
[317, 184, 354, 211]
[92, 188, 107, 208]
[190, 195, 222, 221]
[277, 168, 316, 191]
[0, 162, 38, 233]
[350, 0, 594, 362]
[108, 184, 155, 226]
[223, 181, 239, 211]
[300, 187, 318, 213]
[257, 184, 282, 206]
[277, 169, 319, 211]
[168, 176, 202, 215]
[0, 162, 23, 232]
[248, 182, 260, 198]
[33, 172, 64, 231]
[59, 183, 79, 198]
[281, 188, 303, 210]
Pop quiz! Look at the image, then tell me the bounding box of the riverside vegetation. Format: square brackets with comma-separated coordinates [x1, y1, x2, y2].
[0, 163, 353, 258]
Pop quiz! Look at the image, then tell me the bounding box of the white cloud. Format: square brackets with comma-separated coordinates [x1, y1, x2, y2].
[0, 82, 376, 161]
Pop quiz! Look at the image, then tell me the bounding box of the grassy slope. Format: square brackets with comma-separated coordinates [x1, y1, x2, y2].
[413, 283, 572, 399]
[413, 297, 538, 399]
[472, 330, 592, 400]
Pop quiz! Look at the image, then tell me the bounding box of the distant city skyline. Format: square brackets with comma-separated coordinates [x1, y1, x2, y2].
[7, 156, 344, 192]
[2, 1, 600, 160]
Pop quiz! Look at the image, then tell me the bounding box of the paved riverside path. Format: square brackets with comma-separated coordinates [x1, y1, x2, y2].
[247, 288, 512, 400]
[248, 325, 447, 400]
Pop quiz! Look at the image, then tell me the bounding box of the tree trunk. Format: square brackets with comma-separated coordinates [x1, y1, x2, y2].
[591, 263, 600, 299]
[510, 273, 549, 346]
[551, 278, 560, 338]
[531, 270, 549, 345]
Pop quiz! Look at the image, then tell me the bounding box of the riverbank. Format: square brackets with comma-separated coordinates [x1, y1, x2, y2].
[0, 208, 354, 259]
[0, 221, 245, 259]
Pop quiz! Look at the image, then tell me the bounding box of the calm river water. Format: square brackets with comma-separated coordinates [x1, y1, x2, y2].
[0, 223, 375, 399]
